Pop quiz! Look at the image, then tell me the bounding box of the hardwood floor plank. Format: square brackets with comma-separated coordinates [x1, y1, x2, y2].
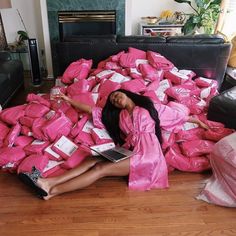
[0, 171, 235, 236]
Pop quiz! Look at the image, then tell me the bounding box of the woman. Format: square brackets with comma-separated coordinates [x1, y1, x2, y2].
[19, 89, 208, 200]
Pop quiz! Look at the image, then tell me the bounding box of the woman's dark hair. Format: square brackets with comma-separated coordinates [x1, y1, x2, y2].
[102, 89, 162, 145]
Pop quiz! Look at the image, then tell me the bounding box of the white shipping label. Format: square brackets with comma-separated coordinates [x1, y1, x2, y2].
[82, 120, 95, 133]
[109, 73, 129, 83]
[93, 128, 111, 139]
[96, 70, 113, 78]
[156, 79, 171, 93]
[179, 69, 192, 75]
[182, 122, 198, 130]
[198, 77, 211, 83]
[45, 110, 56, 120]
[130, 68, 142, 75]
[91, 93, 99, 104]
[155, 91, 165, 102]
[200, 87, 211, 99]
[32, 140, 46, 145]
[197, 99, 207, 107]
[43, 160, 64, 173]
[45, 144, 60, 159]
[3, 162, 15, 169]
[87, 76, 96, 81]
[162, 130, 171, 140]
[135, 59, 149, 67]
[92, 83, 100, 93]
[171, 70, 189, 80]
[90, 142, 115, 156]
[53, 135, 78, 156]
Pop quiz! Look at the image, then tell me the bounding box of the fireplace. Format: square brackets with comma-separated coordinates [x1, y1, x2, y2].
[58, 10, 116, 41]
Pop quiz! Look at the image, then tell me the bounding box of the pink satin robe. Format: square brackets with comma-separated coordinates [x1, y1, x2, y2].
[92, 102, 188, 191]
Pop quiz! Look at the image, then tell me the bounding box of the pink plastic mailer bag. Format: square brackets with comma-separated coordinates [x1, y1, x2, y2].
[121, 79, 146, 93]
[165, 144, 210, 172]
[0, 122, 10, 141]
[0, 146, 26, 171]
[164, 70, 189, 84]
[25, 103, 50, 118]
[147, 51, 174, 71]
[17, 154, 49, 174]
[24, 140, 50, 155]
[4, 122, 21, 147]
[60, 147, 90, 169]
[196, 132, 236, 207]
[14, 136, 34, 148]
[128, 47, 146, 59]
[91, 128, 113, 145]
[42, 112, 73, 142]
[51, 135, 78, 160]
[19, 116, 34, 128]
[66, 79, 90, 96]
[0, 104, 26, 125]
[180, 139, 215, 157]
[26, 93, 51, 107]
[99, 79, 121, 98]
[62, 58, 92, 84]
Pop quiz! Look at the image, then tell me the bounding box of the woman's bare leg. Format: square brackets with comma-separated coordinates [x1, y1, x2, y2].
[44, 158, 130, 200]
[37, 156, 101, 194]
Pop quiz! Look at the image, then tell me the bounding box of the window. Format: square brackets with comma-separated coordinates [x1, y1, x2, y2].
[222, 0, 236, 37]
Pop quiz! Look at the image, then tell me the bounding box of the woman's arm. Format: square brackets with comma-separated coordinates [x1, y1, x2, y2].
[187, 117, 209, 129]
[57, 93, 92, 115]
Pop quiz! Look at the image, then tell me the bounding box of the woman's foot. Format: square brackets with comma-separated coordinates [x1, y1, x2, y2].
[18, 167, 48, 197]
[36, 178, 54, 200]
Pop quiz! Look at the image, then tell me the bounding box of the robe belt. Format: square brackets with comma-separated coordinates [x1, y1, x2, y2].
[125, 131, 154, 148]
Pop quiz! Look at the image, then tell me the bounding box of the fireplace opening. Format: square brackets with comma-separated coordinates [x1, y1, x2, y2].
[58, 10, 116, 41]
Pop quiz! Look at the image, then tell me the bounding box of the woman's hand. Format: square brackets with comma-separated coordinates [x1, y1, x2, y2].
[52, 92, 71, 103]
[188, 116, 209, 130]
[198, 120, 209, 130]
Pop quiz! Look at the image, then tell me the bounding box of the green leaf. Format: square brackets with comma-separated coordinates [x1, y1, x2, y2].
[192, 15, 201, 24]
[183, 16, 197, 35]
[174, 0, 191, 4]
[17, 30, 29, 40]
[195, 0, 205, 8]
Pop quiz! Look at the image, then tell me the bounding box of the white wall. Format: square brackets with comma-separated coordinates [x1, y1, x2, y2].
[1, 0, 47, 73]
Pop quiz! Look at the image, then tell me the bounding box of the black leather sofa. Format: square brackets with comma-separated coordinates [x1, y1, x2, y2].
[0, 51, 24, 108]
[55, 34, 231, 89]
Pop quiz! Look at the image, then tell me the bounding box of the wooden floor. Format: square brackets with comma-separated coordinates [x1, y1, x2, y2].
[1, 73, 236, 236]
[0, 171, 236, 236]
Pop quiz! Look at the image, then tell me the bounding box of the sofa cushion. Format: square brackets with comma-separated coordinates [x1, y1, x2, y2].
[117, 35, 166, 43]
[166, 34, 225, 44]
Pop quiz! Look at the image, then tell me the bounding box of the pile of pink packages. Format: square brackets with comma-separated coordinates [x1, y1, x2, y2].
[0, 48, 235, 193]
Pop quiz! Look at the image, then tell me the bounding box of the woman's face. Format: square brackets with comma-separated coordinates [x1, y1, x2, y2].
[109, 91, 129, 109]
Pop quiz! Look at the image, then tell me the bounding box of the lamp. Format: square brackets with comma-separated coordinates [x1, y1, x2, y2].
[0, 0, 12, 50]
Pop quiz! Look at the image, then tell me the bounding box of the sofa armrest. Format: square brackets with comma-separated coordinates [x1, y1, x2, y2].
[207, 86, 236, 129]
[0, 51, 12, 61]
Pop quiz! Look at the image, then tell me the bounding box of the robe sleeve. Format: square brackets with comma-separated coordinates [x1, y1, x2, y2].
[154, 103, 188, 132]
[91, 106, 105, 129]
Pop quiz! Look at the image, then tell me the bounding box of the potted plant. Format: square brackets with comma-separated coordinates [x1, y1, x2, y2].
[174, 0, 221, 35]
